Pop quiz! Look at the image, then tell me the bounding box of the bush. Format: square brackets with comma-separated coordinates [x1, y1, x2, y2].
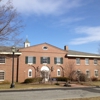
[79, 73, 88, 82]
[52, 77, 68, 82]
[91, 77, 98, 81]
[54, 83, 59, 85]
[0, 81, 10, 84]
[24, 77, 43, 83]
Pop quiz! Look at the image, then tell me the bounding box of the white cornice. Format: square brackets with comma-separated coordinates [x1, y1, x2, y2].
[67, 55, 100, 58]
[0, 52, 22, 55]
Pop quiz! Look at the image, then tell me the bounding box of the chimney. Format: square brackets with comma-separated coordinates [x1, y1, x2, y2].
[64, 45, 68, 51]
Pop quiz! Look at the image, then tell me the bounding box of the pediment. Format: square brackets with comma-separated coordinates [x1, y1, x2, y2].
[19, 43, 67, 53]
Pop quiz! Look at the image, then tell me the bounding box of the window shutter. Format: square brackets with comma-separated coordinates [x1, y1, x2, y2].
[25, 56, 28, 64]
[33, 57, 36, 64]
[41, 57, 43, 64]
[54, 57, 57, 64]
[48, 57, 50, 64]
[61, 57, 63, 64]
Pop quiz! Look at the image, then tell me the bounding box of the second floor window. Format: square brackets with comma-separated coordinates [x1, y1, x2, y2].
[76, 58, 80, 65]
[85, 58, 89, 65]
[41, 57, 50, 64]
[54, 57, 63, 64]
[25, 56, 36, 64]
[0, 57, 5, 64]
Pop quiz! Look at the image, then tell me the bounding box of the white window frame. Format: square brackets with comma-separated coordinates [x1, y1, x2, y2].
[94, 59, 98, 65]
[86, 69, 90, 78]
[85, 58, 89, 65]
[56, 57, 61, 65]
[28, 69, 32, 77]
[0, 70, 5, 81]
[94, 70, 98, 77]
[57, 69, 61, 76]
[76, 58, 80, 65]
[43, 46, 48, 50]
[0, 57, 5, 64]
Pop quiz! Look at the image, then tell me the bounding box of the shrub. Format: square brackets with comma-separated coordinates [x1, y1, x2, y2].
[91, 77, 98, 81]
[54, 83, 59, 85]
[24, 77, 43, 83]
[52, 77, 68, 82]
[0, 81, 10, 84]
[79, 73, 88, 82]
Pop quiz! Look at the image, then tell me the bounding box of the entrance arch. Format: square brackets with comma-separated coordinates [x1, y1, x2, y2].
[41, 66, 50, 82]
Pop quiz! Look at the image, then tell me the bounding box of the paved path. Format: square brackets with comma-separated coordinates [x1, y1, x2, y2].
[0, 87, 100, 100]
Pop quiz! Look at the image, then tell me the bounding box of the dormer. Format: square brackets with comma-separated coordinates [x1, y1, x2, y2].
[24, 39, 30, 47]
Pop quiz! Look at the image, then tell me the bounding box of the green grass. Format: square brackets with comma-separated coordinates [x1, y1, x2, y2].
[62, 97, 100, 100]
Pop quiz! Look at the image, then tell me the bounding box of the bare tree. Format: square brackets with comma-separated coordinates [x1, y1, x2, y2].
[65, 60, 76, 81]
[0, 0, 24, 46]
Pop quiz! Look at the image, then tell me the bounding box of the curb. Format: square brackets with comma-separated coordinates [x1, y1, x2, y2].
[0, 86, 96, 93]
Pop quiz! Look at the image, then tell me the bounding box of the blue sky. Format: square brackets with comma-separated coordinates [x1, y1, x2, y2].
[10, 0, 100, 53]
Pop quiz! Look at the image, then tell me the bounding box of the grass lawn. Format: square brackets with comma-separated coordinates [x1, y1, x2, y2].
[0, 83, 62, 90]
[80, 81, 100, 86]
[62, 97, 100, 100]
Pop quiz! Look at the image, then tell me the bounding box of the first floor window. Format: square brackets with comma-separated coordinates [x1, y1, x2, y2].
[57, 69, 61, 76]
[54, 57, 63, 64]
[94, 59, 98, 65]
[25, 56, 36, 64]
[0, 71, 5, 81]
[86, 70, 90, 78]
[95, 70, 98, 77]
[28, 69, 32, 77]
[76, 58, 80, 65]
[0, 57, 5, 64]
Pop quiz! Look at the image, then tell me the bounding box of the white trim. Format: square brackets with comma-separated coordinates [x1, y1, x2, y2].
[68, 55, 100, 58]
[57, 69, 61, 76]
[0, 52, 22, 55]
[85, 58, 89, 65]
[94, 69, 98, 77]
[0, 70, 5, 81]
[28, 69, 32, 77]
[86, 69, 90, 78]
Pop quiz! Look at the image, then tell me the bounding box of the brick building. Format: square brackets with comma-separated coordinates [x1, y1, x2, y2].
[0, 40, 100, 82]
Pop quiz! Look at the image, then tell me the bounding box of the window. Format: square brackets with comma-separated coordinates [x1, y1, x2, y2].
[54, 57, 63, 64]
[0, 57, 5, 64]
[0, 71, 5, 81]
[28, 69, 32, 77]
[25, 56, 36, 64]
[76, 58, 80, 65]
[41, 57, 50, 64]
[77, 70, 81, 75]
[86, 70, 90, 78]
[85, 58, 89, 65]
[57, 69, 61, 76]
[94, 59, 98, 65]
[95, 70, 98, 77]
[43, 46, 48, 50]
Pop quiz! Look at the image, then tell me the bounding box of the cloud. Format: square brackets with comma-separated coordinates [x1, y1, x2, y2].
[11, 0, 82, 16]
[70, 26, 100, 45]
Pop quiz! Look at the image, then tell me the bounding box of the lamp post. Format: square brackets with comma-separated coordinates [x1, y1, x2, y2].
[10, 46, 16, 88]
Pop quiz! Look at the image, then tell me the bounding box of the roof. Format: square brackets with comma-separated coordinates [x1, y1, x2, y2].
[0, 43, 100, 58]
[0, 46, 21, 55]
[67, 50, 100, 58]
